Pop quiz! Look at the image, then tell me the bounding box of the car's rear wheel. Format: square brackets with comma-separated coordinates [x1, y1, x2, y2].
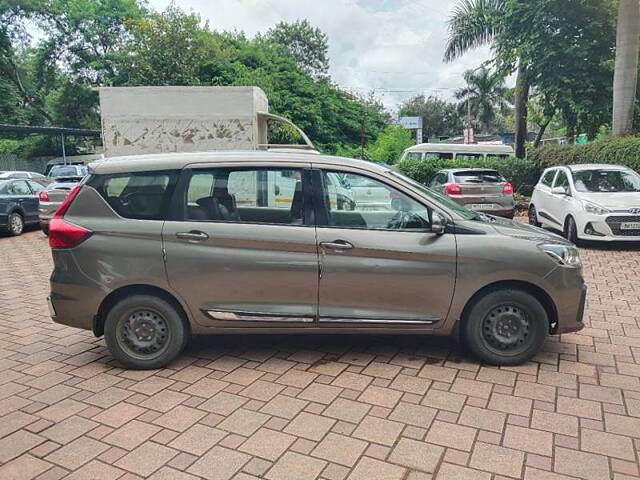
[41, 223, 49, 236]
[528, 205, 540, 227]
[104, 294, 189, 369]
[463, 289, 548, 365]
[564, 216, 579, 245]
[7, 212, 24, 236]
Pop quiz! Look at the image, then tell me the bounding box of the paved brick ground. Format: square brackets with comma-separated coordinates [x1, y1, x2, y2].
[1, 230, 640, 479]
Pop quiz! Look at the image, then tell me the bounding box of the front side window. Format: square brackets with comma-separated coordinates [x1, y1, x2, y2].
[554, 170, 570, 189]
[87, 171, 178, 220]
[320, 171, 431, 230]
[405, 152, 422, 161]
[572, 169, 640, 193]
[10, 180, 31, 195]
[185, 167, 305, 225]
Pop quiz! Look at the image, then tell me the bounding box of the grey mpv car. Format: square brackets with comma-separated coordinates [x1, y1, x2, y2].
[48, 152, 586, 369]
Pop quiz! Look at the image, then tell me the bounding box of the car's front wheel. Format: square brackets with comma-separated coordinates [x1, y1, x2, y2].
[104, 294, 189, 369]
[463, 289, 548, 365]
[7, 212, 24, 236]
[564, 216, 580, 245]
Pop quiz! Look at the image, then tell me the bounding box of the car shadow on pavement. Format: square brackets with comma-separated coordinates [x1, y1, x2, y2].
[579, 240, 640, 251]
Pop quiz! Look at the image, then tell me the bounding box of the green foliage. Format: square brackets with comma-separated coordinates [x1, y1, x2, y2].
[454, 67, 511, 134]
[398, 95, 463, 138]
[528, 136, 640, 172]
[397, 155, 541, 195]
[367, 126, 414, 164]
[265, 19, 329, 77]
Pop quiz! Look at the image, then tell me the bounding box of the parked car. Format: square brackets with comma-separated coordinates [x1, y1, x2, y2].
[47, 151, 585, 369]
[0, 178, 46, 235]
[529, 164, 640, 243]
[48, 164, 88, 180]
[0, 170, 48, 184]
[428, 168, 515, 218]
[38, 182, 78, 235]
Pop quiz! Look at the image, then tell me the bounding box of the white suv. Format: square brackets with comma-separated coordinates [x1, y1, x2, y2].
[529, 164, 640, 243]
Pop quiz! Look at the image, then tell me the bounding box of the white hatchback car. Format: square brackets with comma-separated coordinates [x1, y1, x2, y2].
[529, 164, 640, 243]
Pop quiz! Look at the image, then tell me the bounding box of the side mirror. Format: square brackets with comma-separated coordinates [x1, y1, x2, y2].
[431, 212, 446, 235]
[551, 186, 569, 195]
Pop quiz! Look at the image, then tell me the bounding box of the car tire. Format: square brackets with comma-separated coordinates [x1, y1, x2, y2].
[564, 216, 580, 245]
[104, 294, 189, 370]
[463, 288, 548, 366]
[7, 212, 24, 236]
[41, 223, 49, 236]
[528, 205, 541, 227]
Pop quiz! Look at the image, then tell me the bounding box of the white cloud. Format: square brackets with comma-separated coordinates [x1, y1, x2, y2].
[148, 0, 501, 113]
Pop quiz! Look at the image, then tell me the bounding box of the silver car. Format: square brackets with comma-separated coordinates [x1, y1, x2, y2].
[47, 151, 585, 369]
[429, 168, 516, 218]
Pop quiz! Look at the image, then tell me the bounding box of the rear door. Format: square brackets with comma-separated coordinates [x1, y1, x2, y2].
[163, 162, 319, 328]
[535, 169, 560, 226]
[314, 168, 456, 326]
[10, 180, 38, 222]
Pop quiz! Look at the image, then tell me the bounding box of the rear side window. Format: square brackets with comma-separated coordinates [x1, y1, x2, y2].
[540, 170, 556, 187]
[453, 170, 504, 183]
[87, 170, 178, 220]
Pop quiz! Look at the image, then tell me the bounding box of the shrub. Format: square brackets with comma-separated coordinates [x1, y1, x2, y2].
[397, 156, 541, 196]
[527, 136, 640, 172]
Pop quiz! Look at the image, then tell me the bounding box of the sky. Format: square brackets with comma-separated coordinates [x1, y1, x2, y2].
[147, 0, 498, 114]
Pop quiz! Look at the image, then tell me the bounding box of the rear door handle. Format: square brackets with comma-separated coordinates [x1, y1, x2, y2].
[319, 240, 354, 250]
[176, 231, 209, 242]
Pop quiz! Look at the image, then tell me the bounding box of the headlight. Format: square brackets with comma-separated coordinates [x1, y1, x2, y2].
[582, 201, 610, 215]
[538, 243, 582, 268]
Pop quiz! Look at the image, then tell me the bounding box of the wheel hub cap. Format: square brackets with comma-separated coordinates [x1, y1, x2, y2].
[482, 305, 529, 350]
[120, 310, 168, 355]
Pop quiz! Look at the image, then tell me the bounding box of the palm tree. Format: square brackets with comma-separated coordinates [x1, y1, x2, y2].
[443, 0, 530, 158]
[455, 67, 510, 134]
[612, 0, 640, 136]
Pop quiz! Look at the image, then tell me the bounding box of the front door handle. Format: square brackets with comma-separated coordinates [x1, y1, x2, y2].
[176, 230, 209, 242]
[319, 240, 354, 250]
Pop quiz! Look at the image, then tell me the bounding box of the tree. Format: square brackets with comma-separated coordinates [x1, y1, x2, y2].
[454, 67, 510, 133]
[444, 0, 529, 157]
[612, 0, 640, 136]
[115, 5, 216, 86]
[398, 95, 463, 138]
[495, 0, 615, 142]
[367, 125, 414, 164]
[265, 19, 329, 78]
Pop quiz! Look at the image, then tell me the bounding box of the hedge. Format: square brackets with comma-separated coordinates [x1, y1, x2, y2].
[527, 136, 640, 171]
[397, 156, 541, 196]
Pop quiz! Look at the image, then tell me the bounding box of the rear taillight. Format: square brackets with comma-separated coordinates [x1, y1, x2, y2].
[502, 182, 514, 194]
[48, 185, 92, 249]
[39, 191, 49, 202]
[445, 183, 462, 195]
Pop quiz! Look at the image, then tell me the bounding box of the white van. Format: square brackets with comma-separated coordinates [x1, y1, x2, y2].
[400, 143, 515, 162]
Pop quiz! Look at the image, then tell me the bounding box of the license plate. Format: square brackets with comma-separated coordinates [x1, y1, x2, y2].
[621, 222, 640, 230]
[471, 204, 494, 210]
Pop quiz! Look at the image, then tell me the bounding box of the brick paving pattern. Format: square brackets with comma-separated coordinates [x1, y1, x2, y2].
[0, 230, 639, 479]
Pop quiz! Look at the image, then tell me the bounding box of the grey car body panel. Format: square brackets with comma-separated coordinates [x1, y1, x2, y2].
[39, 182, 76, 224]
[50, 151, 585, 340]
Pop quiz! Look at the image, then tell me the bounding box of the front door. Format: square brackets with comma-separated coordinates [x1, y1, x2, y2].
[314, 169, 457, 326]
[163, 164, 319, 328]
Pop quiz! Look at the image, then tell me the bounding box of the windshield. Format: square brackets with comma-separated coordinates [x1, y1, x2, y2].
[453, 170, 504, 183]
[572, 169, 640, 193]
[388, 170, 480, 220]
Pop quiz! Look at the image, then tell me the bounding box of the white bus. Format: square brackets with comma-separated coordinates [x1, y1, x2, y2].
[400, 143, 515, 162]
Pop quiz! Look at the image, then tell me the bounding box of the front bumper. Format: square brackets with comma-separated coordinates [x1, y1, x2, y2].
[545, 265, 586, 334]
[577, 213, 640, 241]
